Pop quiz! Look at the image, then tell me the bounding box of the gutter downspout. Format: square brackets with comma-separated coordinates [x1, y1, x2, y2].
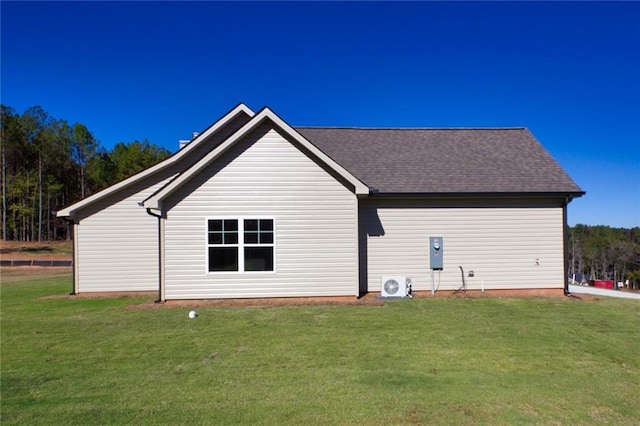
[145, 207, 165, 303]
[60, 216, 78, 295]
[563, 198, 570, 296]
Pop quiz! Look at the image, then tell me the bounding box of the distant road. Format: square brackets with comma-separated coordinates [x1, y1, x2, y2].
[569, 285, 640, 300]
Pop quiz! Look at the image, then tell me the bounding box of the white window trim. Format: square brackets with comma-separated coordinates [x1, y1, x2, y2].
[205, 217, 276, 274]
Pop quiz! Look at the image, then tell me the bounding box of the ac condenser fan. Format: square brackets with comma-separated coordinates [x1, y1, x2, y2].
[381, 276, 407, 297]
[383, 278, 400, 295]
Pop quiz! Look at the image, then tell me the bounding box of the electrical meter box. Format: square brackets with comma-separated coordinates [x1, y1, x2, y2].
[429, 237, 443, 270]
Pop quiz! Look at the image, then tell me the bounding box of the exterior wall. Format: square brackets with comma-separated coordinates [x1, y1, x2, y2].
[76, 177, 170, 292]
[360, 199, 565, 293]
[162, 126, 359, 299]
[72, 112, 251, 293]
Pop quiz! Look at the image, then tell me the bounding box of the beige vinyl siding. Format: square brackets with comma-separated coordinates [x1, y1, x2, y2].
[361, 199, 565, 292]
[72, 113, 252, 293]
[163, 127, 358, 299]
[76, 178, 170, 292]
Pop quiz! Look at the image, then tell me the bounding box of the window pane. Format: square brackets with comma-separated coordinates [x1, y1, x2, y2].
[224, 233, 238, 244]
[244, 219, 258, 231]
[260, 220, 273, 231]
[245, 247, 274, 271]
[209, 247, 238, 271]
[224, 220, 238, 231]
[244, 232, 258, 244]
[208, 220, 222, 232]
[260, 232, 273, 244]
[208, 233, 222, 245]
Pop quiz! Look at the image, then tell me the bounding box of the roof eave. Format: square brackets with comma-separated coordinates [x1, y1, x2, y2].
[56, 103, 255, 218]
[144, 107, 370, 210]
[368, 190, 586, 200]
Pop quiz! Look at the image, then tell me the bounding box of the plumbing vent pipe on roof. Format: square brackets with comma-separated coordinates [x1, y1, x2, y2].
[178, 132, 199, 150]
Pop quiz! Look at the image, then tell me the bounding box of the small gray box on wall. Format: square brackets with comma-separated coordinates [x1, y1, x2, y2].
[429, 236, 443, 270]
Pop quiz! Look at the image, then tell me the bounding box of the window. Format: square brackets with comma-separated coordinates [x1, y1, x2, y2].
[208, 219, 238, 272]
[207, 218, 274, 272]
[244, 219, 274, 271]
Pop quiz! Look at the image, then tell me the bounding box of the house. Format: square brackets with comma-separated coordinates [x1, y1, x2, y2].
[57, 104, 584, 300]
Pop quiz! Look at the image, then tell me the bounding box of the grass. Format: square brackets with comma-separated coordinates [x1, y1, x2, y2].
[2, 272, 639, 425]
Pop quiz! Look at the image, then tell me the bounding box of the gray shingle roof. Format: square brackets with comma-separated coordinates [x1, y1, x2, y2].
[295, 127, 583, 196]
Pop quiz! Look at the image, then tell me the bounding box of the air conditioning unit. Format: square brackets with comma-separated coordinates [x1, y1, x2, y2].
[381, 276, 409, 298]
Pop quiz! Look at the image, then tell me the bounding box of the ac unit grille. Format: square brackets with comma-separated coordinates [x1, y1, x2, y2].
[381, 276, 408, 297]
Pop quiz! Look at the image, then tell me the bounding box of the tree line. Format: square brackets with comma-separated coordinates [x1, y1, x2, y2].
[569, 225, 640, 289]
[1, 104, 171, 241]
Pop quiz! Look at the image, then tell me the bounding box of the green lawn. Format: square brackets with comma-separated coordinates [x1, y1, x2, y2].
[2, 273, 639, 425]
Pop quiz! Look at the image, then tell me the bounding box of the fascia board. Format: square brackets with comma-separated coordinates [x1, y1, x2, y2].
[267, 110, 370, 195]
[368, 191, 586, 199]
[144, 108, 369, 210]
[143, 108, 273, 209]
[56, 103, 255, 217]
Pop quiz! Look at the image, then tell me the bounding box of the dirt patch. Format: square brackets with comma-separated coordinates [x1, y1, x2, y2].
[38, 289, 604, 310]
[146, 294, 387, 309]
[42, 291, 156, 300]
[411, 288, 566, 298]
[126, 290, 596, 309]
[0, 240, 72, 261]
[41, 292, 386, 308]
[126, 289, 574, 310]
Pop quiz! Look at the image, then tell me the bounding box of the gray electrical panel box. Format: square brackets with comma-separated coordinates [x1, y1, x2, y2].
[429, 236, 443, 270]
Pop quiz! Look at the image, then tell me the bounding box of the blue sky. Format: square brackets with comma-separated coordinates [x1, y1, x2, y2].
[2, 1, 639, 228]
